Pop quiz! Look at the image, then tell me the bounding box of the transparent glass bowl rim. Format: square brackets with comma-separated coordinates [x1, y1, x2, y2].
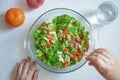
[27, 8, 95, 73]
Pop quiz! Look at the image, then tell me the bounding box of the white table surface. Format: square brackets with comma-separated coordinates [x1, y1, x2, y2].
[0, 0, 120, 80]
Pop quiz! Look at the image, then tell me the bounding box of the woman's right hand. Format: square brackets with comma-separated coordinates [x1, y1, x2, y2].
[86, 48, 120, 80]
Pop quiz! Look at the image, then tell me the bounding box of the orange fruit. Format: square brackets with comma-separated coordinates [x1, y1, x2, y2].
[5, 8, 25, 27]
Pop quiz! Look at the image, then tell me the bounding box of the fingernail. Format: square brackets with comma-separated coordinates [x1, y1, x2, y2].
[32, 61, 37, 66]
[27, 56, 31, 60]
[27, 57, 31, 61]
[22, 59, 25, 62]
[88, 62, 92, 65]
[16, 62, 19, 64]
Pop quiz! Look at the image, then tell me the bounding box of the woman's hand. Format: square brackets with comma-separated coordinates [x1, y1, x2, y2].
[14, 57, 39, 80]
[86, 48, 120, 80]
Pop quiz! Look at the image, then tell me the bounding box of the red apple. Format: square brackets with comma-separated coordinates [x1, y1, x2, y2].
[27, 0, 44, 9]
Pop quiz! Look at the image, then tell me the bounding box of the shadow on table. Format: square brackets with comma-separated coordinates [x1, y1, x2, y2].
[82, 10, 105, 30]
[0, 14, 12, 30]
[18, 0, 33, 12]
[10, 67, 14, 80]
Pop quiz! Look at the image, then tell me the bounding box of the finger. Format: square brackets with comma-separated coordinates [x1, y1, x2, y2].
[90, 52, 109, 63]
[32, 70, 40, 80]
[89, 61, 99, 69]
[14, 63, 20, 79]
[17, 59, 26, 79]
[88, 62, 104, 74]
[89, 62, 103, 71]
[86, 55, 106, 69]
[27, 61, 37, 79]
[21, 57, 31, 78]
[95, 48, 113, 58]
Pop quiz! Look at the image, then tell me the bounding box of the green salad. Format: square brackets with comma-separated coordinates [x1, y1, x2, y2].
[33, 14, 89, 68]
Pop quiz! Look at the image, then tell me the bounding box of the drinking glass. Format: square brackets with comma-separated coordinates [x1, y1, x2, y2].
[96, 1, 118, 25]
[94, 1, 118, 48]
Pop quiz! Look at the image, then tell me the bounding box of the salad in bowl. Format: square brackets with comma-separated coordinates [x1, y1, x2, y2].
[28, 8, 95, 73]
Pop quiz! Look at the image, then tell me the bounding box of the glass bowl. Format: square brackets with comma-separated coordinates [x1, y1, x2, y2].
[27, 8, 95, 73]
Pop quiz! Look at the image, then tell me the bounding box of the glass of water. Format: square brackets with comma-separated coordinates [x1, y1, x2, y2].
[96, 1, 118, 25]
